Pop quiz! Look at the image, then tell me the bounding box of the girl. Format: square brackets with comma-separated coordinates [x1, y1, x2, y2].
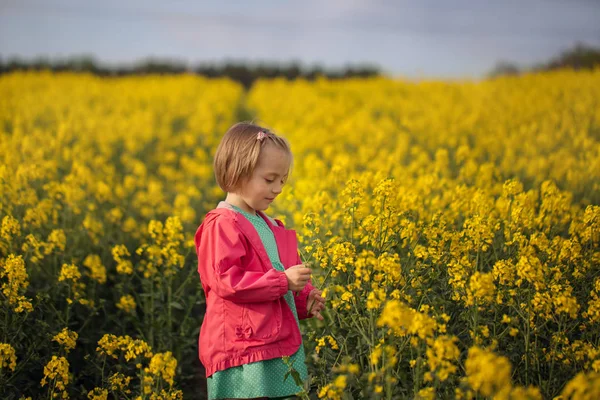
[194, 122, 326, 399]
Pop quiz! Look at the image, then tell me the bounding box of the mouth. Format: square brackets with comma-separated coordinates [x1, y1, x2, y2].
[266, 198, 275, 202]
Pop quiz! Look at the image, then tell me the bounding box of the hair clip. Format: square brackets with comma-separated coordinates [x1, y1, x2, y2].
[256, 131, 268, 141]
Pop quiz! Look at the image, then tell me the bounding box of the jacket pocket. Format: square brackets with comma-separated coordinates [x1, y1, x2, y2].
[243, 299, 282, 340]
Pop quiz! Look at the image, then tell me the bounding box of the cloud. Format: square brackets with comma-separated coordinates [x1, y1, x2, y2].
[1, 0, 600, 77]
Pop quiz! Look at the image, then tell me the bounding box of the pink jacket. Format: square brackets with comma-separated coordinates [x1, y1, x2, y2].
[194, 202, 315, 377]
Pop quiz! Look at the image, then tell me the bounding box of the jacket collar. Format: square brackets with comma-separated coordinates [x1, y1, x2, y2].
[216, 201, 279, 228]
[215, 201, 278, 269]
[214, 201, 297, 268]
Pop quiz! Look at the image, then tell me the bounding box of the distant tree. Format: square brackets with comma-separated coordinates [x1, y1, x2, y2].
[536, 42, 600, 71]
[132, 58, 188, 75]
[488, 42, 600, 77]
[66, 55, 99, 72]
[488, 61, 521, 78]
[0, 55, 381, 86]
[305, 65, 326, 80]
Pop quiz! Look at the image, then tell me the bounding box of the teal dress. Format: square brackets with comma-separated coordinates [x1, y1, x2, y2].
[207, 205, 309, 399]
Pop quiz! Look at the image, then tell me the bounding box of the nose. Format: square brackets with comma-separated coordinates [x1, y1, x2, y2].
[272, 183, 283, 194]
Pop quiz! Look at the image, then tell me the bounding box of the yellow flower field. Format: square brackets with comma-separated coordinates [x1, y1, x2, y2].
[1, 69, 599, 399]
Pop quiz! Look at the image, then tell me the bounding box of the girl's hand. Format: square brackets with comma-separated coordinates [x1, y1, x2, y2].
[284, 264, 312, 292]
[307, 288, 326, 320]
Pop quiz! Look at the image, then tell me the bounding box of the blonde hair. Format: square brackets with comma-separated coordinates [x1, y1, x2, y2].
[214, 122, 292, 192]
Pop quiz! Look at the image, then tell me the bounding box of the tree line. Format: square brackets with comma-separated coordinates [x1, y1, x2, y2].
[1, 42, 598, 85]
[0, 57, 380, 88]
[488, 42, 600, 77]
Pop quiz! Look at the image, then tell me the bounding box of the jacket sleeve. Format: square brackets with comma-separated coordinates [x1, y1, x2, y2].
[198, 217, 289, 303]
[293, 251, 316, 320]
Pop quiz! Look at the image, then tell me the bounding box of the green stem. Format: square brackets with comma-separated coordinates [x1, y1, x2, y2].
[413, 346, 422, 396]
[3, 306, 8, 343]
[65, 286, 71, 325]
[377, 196, 386, 255]
[347, 312, 372, 347]
[173, 264, 196, 298]
[101, 355, 106, 384]
[524, 293, 531, 386]
[167, 274, 173, 350]
[150, 279, 155, 348]
[547, 317, 562, 394]
[316, 264, 334, 291]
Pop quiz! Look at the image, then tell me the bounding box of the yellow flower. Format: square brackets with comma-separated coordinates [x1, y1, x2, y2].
[0, 343, 17, 371]
[416, 387, 436, 400]
[0, 254, 33, 313]
[5, 66, 600, 400]
[46, 229, 66, 255]
[465, 347, 512, 397]
[149, 389, 184, 400]
[480, 326, 490, 338]
[318, 383, 341, 400]
[326, 241, 355, 274]
[425, 335, 459, 382]
[109, 372, 132, 393]
[370, 345, 382, 366]
[493, 260, 517, 286]
[41, 355, 70, 393]
[146, 351, 178, 386]
[347, 363, 360, 374]
[377, 300, 437, 340]
[53, 328, 78, 353]
[58, 263, 87, 305]
[96, 334, 153, 361]
[333, 374, 347, 390]
[21, 234, 44, 263]
[366, 287, 387, 310]
[83, 213, 104, 245]
[142, 374, 154, 395]
[112, 245, 133, 275]
[560, 371, 600, 400]
[87, 388, 108, 400]
[340, 291, 353, 302]
[83, 254, 107, 284]
[466, 272, 496, 306]
[585, 293, 600, 324]
[116, 295, 137, 314]
[515, 249, 544, 288]
[0, 215, 21, 253]
[137, 216, 185, 278]
[509, 385, 542, 399]
[328, 335, 339, 350]
[58, 263, 81, 282]
[315, 335, 338, 354]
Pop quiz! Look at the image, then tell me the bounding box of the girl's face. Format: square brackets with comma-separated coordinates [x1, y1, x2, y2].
[233, 143, 291, 214]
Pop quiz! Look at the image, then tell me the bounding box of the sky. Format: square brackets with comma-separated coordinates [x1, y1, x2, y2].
[1, 0, 599, 78]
